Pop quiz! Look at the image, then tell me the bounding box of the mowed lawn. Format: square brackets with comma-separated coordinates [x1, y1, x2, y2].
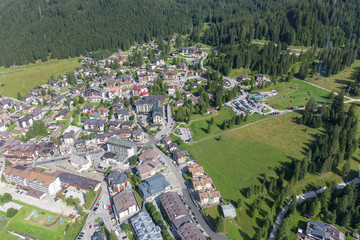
[0, 201, 76, 240]
[307, 59, 360, 94]
[0, 58, 81, 97]
[187, 112, 346, 239]
[186, 112, 319, 201]
[259, 78, 332, 110]
[188, 108, 269, 141]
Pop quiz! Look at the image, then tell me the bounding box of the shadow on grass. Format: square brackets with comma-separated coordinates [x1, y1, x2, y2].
[238, 228, 252, 240]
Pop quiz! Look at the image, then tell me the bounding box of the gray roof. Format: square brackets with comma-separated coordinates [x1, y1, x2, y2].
[138, 174, 170, 199]
[131, 211, 162, 240]
[221, 204, 236, 218]
[69, 154, 89, 166]
[107, 138, 136, 148]
[59, 172, 100, 190]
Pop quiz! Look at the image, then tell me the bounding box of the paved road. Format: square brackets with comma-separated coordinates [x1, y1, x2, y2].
[268, 177, 360, 240]
[152, 146, 229, 240]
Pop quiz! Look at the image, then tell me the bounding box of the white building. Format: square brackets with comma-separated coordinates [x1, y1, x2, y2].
[113, 189, 140, 220]
[3, 165, 61, 195]
[69, 154, 91, 172]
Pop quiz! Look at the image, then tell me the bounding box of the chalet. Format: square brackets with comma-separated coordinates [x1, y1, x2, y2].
[107, 86, 121, 99]
[132, 85, 148, 97]
[31, 107, 44, 121]
[154, 49, 161, 55]
[174, 99, 184, 107]
[58, 81, 67, 88]
[122, 75, 134, 84]
[75, 67, 84, 73]
[147, 70, 156, 76]
[182, 47, 203, 57]
[206, 108, 217, 114]
[83, 119, 105, 132]
[75, 79, 83, 85]
[23, 94, 34, 103]
[0, 98, 12, 109]
[82, 105, 95, 114]
[132, 129, 145, 142]
[0, 123, 6, 132]
[138, 74, 151, 83]
[71, 88, 80, 94]
[177, 62, 187, 71]
[38, 142, 56, 157]
[111, 102, 124, 111]
[173, 150, 187, 165]
[183, 91, 192, 98]
[108, 121, 121, 131]
[153, 58, 165, 66]
[48, 80, 58, 87]
[136, 160, 158, 180]
[3, 140, 39, 160]
[163, 71, 178, 81]
[62, 131, 75, 145]
[83, 87, 103, 102]
[168, 142, 178, 153]
[18, 116, 33, 128]
[121, 121, 135, 130]
[189, 97, 200, 105]
[168, 83, 179, 90]
[97, 108, 109, 118]
[31, 88, 42, 96]
[55, 109, 69, 121]
[116, 109, 129, 122]
[10, 113, 22, 122]
[89, 112, 101, 120]
[161, 136, 171, 145]
[0, 131, 11, 140]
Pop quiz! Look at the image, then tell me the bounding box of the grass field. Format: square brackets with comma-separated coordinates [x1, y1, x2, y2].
[185, 112, 348, 239]
[187, 108, 269, 141]
[0, 200, 82, 240]
[227, 68, 252, 79]
[259, 78, 332, 110]
[307, 59, 360, 94]
[0, 58, 81, 97]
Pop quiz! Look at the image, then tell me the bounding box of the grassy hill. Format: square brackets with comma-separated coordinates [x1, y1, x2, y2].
[0, 58, 80, 97]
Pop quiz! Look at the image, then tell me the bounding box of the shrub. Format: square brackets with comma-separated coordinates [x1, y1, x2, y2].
[6, 208, 18, 218]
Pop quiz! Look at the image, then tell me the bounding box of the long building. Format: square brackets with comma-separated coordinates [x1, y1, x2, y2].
[106, 138, 137, 157]
[3, 165, 61, 195]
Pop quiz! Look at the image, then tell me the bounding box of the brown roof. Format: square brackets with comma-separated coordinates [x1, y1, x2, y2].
[136, 160, 157, 175]
[138, 149, 159, 161]
[4, 165, 61, 187]
[198, 188, 222, 200]
[160, 192, 189, 222]
[113, 189, 138, 215]
[27, 189, 46, 199]
[192, 175, 214, 189]
[188, 164, 205, 177]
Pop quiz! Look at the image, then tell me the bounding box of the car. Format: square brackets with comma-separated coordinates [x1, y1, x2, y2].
[16, 190, 20, 193]
[89, 225, 92, 229]
[64, 190, 68, 193]
[122, 237, 127, 240]
[54, 197, 58, 201]
[93, 207, 98, 211]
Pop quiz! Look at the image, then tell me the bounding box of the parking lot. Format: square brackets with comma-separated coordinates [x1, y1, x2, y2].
[225, 91, 282, 116]
[177, 127, 193, 142]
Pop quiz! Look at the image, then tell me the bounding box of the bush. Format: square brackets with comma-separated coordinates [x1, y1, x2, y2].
[122, 223, 131, 232]
[1, 193, 12, 204]
[182, 173, 191, 181]
[6, 208, 18, 218]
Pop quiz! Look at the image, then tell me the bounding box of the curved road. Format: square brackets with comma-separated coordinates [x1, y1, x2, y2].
[200, 51, 237, 89]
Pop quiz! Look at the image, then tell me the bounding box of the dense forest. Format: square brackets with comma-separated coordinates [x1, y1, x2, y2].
[1, 0, 360, 69]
